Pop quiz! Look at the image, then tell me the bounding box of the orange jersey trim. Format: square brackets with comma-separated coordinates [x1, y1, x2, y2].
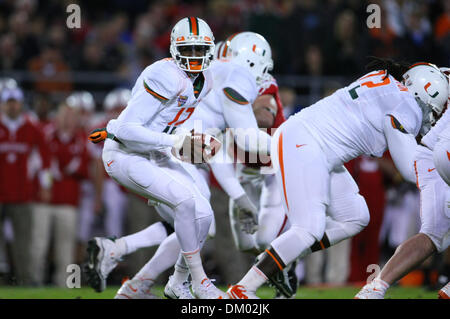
[278, 132, 289, 211]
[143, 80, 169, 101]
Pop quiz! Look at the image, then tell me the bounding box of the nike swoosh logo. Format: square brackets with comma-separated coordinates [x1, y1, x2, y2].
[107, 160, 114, 167]
[296, 144, 306, 148]
[428, 168, 436, 172]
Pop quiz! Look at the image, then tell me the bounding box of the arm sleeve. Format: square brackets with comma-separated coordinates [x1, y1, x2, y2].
[383, 115, 418, 184]
[221, 68, 272, 155]
[109, 69, 183, 152]
[210, 162, 246, 200]
[389, 97, 423, 137]
[421, 108, 450, 150]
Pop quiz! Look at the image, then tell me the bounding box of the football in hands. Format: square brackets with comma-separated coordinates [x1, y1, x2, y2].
[171, 132, 221, 163]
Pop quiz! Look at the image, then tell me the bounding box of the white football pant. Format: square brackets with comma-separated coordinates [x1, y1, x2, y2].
[269, 119, 370, 265]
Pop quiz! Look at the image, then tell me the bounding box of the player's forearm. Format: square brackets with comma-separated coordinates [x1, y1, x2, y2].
[384, 115, 418, 184]
[210, 162, 246, 200]
[114, 122, 180, 152]
[234, 128, 272, 156]
[223, 99, 272, 155]
[421, 108, 450, 150]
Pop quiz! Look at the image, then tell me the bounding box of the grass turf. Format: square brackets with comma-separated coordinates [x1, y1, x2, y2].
[0, 285, 439, 299]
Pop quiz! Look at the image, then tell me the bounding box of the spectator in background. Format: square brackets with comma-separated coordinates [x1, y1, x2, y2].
[326, 9, 366, 76]
[28, 42, 72, 95]
[30, 103, 89, 287]
[62, 92, 99, 265]
[0, 87, 51, 285]
[7, 9, 40, 69]
[279, 86, 298, 119]
[400, 2, 434, 62]
[433, 0, 450, 65]
[367, 0, 402, 59]
[434, 0, 450, 41]
[77, 88, 130, 261]
[31, 93, 54, 134]
[0, 33, 20, 71]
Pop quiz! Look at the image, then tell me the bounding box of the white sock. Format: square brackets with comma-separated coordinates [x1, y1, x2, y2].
[114, 238, 128, 258]
[171, 256, 190, 284]
[371, 276, 390, 294]
[237, 265, 268, 292]
[134, 278, 155, 289]
[133, 232, 180, 281]
[121, 221, 169, 255]
[182, 249, 207, 284]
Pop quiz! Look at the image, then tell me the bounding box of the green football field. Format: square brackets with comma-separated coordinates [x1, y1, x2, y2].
[0, 285, 440, 299]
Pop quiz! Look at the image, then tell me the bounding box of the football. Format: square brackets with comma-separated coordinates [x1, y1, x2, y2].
[171, 132, 221, 164]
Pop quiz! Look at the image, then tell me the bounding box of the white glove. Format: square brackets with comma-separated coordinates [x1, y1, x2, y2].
[234, 194, 258, 234]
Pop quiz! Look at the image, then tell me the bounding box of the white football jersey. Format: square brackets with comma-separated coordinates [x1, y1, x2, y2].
[293, 70, 423, 164]
[422, 109, 450, 150]
[439, 124, 450, 140]
[106, 58, 212, 153]
[183, 59, 259, 132]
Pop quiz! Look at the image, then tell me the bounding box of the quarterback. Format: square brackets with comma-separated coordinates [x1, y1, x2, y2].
[86, 31, 277, 299]
[84, 17, 227, 299]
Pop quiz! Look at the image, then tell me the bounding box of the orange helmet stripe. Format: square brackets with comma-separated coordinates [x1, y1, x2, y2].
[222, 33, 239, 58]
[189, 17, 198, 36]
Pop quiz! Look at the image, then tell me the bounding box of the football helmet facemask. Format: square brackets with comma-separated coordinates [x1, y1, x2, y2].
[402, 63, 449, 133]
[170, 17, 215, 73]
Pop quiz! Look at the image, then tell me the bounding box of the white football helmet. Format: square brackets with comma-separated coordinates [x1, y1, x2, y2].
[224, 32, 274, 86]
[103, 88, 131, 111]
[66, 91, 95, 112]
[402, 63, 449, 131]
[215, 41, 225, 60]
[169, 17, 215, 73]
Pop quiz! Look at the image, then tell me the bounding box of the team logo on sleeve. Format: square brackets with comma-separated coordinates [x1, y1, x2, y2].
[177, 95, 188, 107]
[223, 87, 249, 105]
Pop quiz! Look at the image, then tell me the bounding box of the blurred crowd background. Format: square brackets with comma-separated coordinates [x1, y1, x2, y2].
[0, 0, 449, 293]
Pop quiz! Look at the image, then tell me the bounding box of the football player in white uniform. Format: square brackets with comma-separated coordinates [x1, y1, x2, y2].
[212, 34, 297, 298]
[356, 65, 450, 299]
[88, 32, 276, 299]
[227, 59, 449, 299]
[84, 17, 229, 299]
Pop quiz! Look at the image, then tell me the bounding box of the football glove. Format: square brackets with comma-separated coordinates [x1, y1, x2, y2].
[234, 194, 258, 234]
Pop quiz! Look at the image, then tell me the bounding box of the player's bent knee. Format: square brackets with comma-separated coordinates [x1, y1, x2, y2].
[271, 225, 319, 264]
[419, 231, 448, 253]
[337, 194, 370, 233]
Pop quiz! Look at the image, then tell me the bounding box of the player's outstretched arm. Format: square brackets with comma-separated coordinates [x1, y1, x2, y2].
[222, 93, 272, 156]
[383, 114, 418, 184]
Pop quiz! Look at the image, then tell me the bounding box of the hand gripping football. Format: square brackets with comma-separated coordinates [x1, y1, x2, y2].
[172, 132, 221, 164]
